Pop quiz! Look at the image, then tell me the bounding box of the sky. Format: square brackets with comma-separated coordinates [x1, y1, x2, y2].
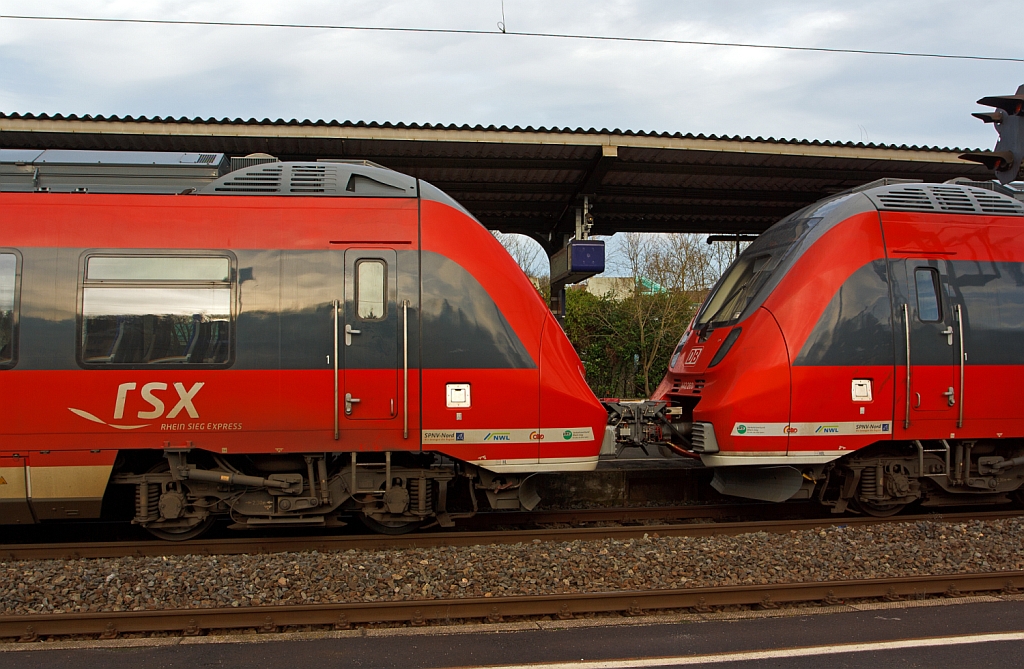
[0, 0, 1021, 150]
[1, 1, 1021, 276]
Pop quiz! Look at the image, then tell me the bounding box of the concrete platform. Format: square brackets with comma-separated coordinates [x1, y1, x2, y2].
[4, 595, 1024, 668]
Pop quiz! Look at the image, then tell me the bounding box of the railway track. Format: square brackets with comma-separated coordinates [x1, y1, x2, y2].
[3, 570, 1022, 642]
[3, 507, 1020, 562]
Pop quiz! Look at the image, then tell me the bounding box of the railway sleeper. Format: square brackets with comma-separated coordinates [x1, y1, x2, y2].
[111, 448, 537, 538]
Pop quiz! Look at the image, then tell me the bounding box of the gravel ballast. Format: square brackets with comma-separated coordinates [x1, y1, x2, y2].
[3, 518, 1024, 616]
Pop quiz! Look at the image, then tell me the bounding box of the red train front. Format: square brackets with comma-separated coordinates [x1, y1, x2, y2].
[0, 152, 606, 537]
[654, 181, 1024, 514]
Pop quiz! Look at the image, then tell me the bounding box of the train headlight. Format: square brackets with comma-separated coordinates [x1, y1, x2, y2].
[707, 328, 742, 368]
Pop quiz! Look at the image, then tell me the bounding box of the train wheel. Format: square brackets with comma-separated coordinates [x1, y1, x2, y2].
[140, 461, 215, 541]
[359, 514, 427, 535]
[853, 499, 906, 517]
[145, 516, 215, 541]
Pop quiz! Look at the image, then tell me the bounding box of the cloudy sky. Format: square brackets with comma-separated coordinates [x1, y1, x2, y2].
[1, 1, 1021, 150]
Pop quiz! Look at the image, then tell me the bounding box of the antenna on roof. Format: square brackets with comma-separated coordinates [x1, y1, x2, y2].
[960, 84, 1024, 184]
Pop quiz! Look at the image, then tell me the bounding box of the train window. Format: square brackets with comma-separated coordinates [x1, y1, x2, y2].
[0, 253, 17, 367]
[356, 260, 386, 320]
[87, 256, 230, 282]
[914, 268, 942, 322]
[694, 215, 822, 328]
[79, 254, 233, 367]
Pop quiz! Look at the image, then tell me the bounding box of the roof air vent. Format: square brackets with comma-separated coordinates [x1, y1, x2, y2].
[874, 187, 934, 211]
[865, 183, 1024, 216]
[212, 164, 283, 193]
[199, 161, 417, 197]
[290, 164, 336, 193]
[930, 186, 976, 213]
[229, 153, 281, 172]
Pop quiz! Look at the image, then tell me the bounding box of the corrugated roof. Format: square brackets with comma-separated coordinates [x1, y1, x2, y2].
[0, 112, 978, 152]
[0, 112, 992, 249]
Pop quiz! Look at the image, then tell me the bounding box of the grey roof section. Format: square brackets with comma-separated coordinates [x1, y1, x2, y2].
[0, 148, 227, 193]
[0, 112, 996, 249]
[864, 183, 1024, 216]
[200, 161, 417, 197]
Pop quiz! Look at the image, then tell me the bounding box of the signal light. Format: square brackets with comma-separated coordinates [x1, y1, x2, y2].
[960, 84, 1024, 184]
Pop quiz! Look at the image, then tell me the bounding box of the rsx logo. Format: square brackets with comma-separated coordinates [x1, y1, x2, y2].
[69, 382, 205, 430]
[115, 382, 205, 419]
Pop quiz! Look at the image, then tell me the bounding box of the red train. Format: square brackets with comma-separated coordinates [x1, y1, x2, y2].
[652, 178, 1024, 514]
[0, 150, 606, 537]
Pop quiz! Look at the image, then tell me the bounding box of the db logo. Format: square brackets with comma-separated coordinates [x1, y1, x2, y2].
[783, 425, 799, 434]
[683, 348, 703, 366]
[529, 431, 546, 441]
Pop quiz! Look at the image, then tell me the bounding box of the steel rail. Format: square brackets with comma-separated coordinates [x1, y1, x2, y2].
[3, 509, 1020, 562]
[3, 571, 1023, 641]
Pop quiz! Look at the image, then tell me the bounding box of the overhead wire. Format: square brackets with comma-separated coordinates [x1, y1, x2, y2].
[0, 14, 1021, 63]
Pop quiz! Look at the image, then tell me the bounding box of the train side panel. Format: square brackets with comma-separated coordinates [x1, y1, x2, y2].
[770, 211, 897, 458]
[881, 210, 1024, 442]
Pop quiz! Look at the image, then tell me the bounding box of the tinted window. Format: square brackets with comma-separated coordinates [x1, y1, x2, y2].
[950, 260, 1024, 365]
[0, 253, 16, 366]
[915, 268, 941, 322]
[356, 260, 386, 320]
[795, 260, 894, 367]
[695, 216, 822, 327]
[80, 255, 233, 366]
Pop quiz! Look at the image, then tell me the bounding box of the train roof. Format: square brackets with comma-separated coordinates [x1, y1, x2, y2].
[849, 179, 1024, 217]
[2, 149, 1022, 218]
[0, 149, 417, 197]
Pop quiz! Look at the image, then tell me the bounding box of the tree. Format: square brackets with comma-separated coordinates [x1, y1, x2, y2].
[490, 231, 547, 278]
[564, 233, 741, 398]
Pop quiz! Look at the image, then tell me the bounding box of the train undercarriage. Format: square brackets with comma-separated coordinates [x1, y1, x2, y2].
[111, 449, 539, 539]
[604, 402, 1024, 516]
[812, 440, 1024, 515]
[711, 440, 1024, 516]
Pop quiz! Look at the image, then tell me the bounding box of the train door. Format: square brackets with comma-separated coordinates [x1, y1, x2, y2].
[899, 258, 959, 429]
[342, 250, 399, 422]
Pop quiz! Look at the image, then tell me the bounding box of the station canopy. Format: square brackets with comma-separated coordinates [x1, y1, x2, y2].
[0, 112, 990, 253]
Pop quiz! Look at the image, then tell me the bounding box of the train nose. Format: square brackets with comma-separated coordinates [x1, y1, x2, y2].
[537, 316, 607, 469]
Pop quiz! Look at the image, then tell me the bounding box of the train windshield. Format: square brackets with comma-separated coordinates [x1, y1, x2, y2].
[695, 215, 822, 328]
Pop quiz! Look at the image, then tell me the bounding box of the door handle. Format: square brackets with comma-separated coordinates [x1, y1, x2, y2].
[345, 392, 361, 415]
[345, 323, 361, 346]
[333, 300, 339, 440]
[940, 326, 953, 346]
[943, 387, 956, 406]
[914, 392, 921, 408]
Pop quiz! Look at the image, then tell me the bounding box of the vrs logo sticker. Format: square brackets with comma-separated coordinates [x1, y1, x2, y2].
[563, 430, 573, 440]
[736, 425, 747, 435]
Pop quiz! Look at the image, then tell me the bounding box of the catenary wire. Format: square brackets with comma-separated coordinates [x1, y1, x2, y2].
[0, 14, 1021, 63]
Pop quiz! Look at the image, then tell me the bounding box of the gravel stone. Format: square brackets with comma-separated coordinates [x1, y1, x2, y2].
[2, 518, 1024, 615]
